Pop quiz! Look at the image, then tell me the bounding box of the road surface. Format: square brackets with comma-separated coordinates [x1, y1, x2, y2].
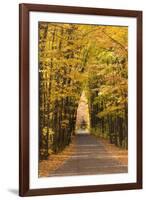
[49, 133, 128, 177]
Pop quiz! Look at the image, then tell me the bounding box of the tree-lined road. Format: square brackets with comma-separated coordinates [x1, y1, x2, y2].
[49, 134, 128, 177]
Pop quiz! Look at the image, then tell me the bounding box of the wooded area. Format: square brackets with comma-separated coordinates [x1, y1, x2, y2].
[39, 22, 128, 161]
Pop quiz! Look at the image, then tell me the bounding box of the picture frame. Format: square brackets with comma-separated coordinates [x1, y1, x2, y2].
[19, 3, 142, 197]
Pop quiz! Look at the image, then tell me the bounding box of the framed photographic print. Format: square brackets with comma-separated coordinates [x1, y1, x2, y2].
[19, 3, 142, 196]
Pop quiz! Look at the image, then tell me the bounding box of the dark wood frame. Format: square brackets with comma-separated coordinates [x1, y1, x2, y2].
[19, 3, 143, 197]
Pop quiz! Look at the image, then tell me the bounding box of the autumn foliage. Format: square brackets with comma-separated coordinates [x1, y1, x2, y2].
[39, 22, 128, 160]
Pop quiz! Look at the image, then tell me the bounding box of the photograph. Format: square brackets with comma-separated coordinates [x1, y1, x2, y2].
[19, 4, 142, 196]
[38, 22, 128, 177]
